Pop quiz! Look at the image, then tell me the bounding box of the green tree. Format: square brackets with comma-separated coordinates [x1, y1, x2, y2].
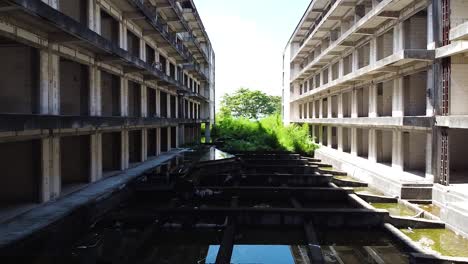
[220, 88, 281, 119]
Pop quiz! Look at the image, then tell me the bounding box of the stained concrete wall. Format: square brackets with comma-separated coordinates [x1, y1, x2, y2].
[357, 128, 369, 158]
[404, 71, 426, 116]
[342, 91, 351, 117]
[101, 71, 120, 116]
[404, 11, 427, 50]
[161, 127, 168, 152]
[342, 127, 351, 153]
[403, 132, 426, 174]
[160, 91, 168, 117]
[0, 140, 40, 203]
[0, 44, 38, 114]
[128, 81, 141, 117]
[377, 29, 393, 60]
[147, 87, 156, 117]
[377, 81, 393, 117]
[358, 43, 370, 69]
[147, 129, 157, 157]
[376, 130, 392, 164]
[127, 30, 140, 57]
[102, 132, 121, 174]
[128, 130, 142, 164]
[357, 87, 369, 117]
[58, 0, 87, 24]
[449, 129, 468, 183]
[100, 10, 119, 43]
[60, 59, 89, 116]
[61, 135, 90, 185]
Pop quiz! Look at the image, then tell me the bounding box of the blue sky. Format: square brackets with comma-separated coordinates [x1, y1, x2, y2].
[194, 0, 310, 106]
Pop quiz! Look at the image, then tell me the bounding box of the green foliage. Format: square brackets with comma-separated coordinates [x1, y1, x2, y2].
[220, 88, 281, 119]
[213, 114, 318, 155]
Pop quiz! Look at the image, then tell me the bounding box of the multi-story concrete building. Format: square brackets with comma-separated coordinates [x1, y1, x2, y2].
[0, 0, 214, 221]
[283, 0, 468, 237]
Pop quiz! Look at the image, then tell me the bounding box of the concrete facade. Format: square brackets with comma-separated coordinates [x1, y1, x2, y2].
[0, 0, 214, 223]
[283, 0, 468, 237]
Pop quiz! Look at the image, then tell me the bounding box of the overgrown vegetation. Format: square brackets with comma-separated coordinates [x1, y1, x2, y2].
[213, 113, 318, 155]
[220, 88, 281, 119]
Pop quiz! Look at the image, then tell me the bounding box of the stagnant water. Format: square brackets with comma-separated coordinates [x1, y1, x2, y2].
[417, 204, 442, 217]
[371, 203, 417, 217]
[353, 187, 385, 196]
[400, 228, 468, 258]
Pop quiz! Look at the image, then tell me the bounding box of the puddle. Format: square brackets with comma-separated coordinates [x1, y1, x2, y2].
[205, 245, 295, 264]
[417, 204, 441, 217]
[371, 203, 417, 217]
[199, 147, 235, 161]
[353, 187, 384, 196]
[400, 228, 468, 258]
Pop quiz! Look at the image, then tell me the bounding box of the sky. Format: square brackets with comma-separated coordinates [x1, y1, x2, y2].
[194, 0, 311, 107]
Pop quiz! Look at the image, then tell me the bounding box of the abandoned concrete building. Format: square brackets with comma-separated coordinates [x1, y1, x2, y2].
[283, 0, 468, 238]
[0, 0, 214, 223]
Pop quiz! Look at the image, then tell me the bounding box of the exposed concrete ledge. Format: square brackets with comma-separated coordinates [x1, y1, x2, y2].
[315, 147, 432, 199]
[436, 115, 468, 129]
[0, 149, 186, 250]
[292, 116, 433, 130]
[450, 21, 468, 41]
[436, 40, 468, 58]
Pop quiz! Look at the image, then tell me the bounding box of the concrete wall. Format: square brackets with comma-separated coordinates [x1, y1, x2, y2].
[102, 132, 121, 174]
[403, 132, 426, 174]
[404, 11, 427, 49]
[61, 135, 90, 185]
[0, 45, 38, 114]
[58, 0, 87, 24]
[377, 81, 393, 117]
[451, 0, 468, 28]
[449, 129, 468, 183]
[450, 61, 468, 115]
[101, 71, 120, 116]
[60, 59, 89, 116]
[404, 71, 426, 116]
[0, 140, 41, 203]
[357, 128, 369, 158]
[128, 130, 142, 164]
[128, 81, 141, 117]
[376, 130, 392, 164]
[100, 10, 119, 43]
[377, 29, 393, 60]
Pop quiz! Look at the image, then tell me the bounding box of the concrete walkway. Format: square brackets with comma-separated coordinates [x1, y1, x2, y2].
[0, 149, 186, 249]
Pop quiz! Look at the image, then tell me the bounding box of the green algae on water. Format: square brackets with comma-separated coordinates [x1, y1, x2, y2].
[353, 187, 384, 196]
[418, 204, 441, 217]
[371, 203, 417, 217]
[400, 228, 468, 258]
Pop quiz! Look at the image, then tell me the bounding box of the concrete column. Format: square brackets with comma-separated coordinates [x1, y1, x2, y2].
[351, 127, 358, 156]
[327, 126, 332, 148]
[142, 129, 147, 161]
[392, 130, 403, 171]
[319, 99, 323, 118]
[338, 93, 344, 118]
[40, 50, 60, 115]
[338, 59, 344, 78]
[369, 37, 377, 65]
[351, 89, 358, 118]
[368, 129, 377, 163]
[337, 127, 343, 152]
[140, 38, 146, 61]
[121, 130, 129, 170]
[327, 97, 332, 118]
[90, 67, 101, 116]
[95, 3, 101, 34]
[175, 96, 179, 118]
[90, 133, 102, 182]
[167, 93, 171, 118]
[156, 89, 161, 117]
[369, 84, 377, 117]
[352, 50, 359, 72]
[87, 0, 97, 32]
[393, 22, 404, 53]
[179, 125, 185, 146]
[392, 77, 404, 117]
[119, 22, 127, 50]
[121, 78, 128, 116]
[175, 126, 179, 147]
[141, 85, 147, 117]
[312, 100, 316, 119]
[426, 132, 434, 181]
[426, 68, 435, 116]
[167, 127, 172, 150]
[319, 125, 324, 145]
[156, 127, 161, 155]
[42, 0, 58, 8]
[40, 137, 60, 202]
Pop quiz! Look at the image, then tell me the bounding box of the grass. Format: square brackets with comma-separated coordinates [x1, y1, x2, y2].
[212, 114, 318, 155]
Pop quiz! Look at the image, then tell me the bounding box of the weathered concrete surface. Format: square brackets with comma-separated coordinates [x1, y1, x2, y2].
[0, 149, 185, 252]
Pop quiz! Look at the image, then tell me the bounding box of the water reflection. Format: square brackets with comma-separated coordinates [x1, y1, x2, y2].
[199, 147, 235, 162]
[205, 245, 295, 264]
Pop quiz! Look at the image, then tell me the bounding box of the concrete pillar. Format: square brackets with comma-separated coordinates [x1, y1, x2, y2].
[369, 84, 377, 117]
[392, 77, 404, 117]
[40, 50, 59, 115]
[338, 59, 344, 78]
[142, 129, 148, 161]
[337, 127, 343, 152]
[42, 0, 58, 8]
[327, 97, 332, 118]
[167, 93, 171, 118]
[319, 125, 324, 145]
[40, 137, 60, 202]
[167, 127, 172, 150]
[121, 78, 128, 116]
[119, 22, 127, 50]
[369, 37, 377, 65]
[90, 67, 101, 116]
[312, 100, 316, 119]
[368, 129, 377, 163]
[319, 99, 323, 118]
[175, 96, 179, 118]
[327, 126, 332, 147]
[392, 130, 403, 170]
[156, 127, 161, 155]
[90, 133, 102, 182]
[87, 0, 97, 32]
[351, 89, 358, 118]
[426, 68, 435, 116]
[351, 127, 358, 156]
[426, 132, 434, 181]
[141, 85, 147, 117]
[352, 50, 359, 72]
[121, 130, 129, 170]
[156, 89, 161, 117]
[338, 93, 344, 118]
[393, 22, 404, 53]
[140, 38, 146, 61]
